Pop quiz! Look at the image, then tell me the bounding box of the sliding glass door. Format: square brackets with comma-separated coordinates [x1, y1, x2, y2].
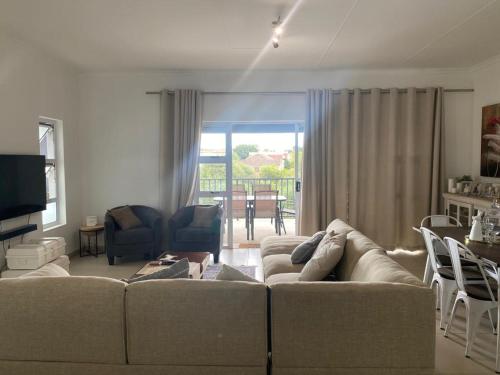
[197, 122, 303, 248]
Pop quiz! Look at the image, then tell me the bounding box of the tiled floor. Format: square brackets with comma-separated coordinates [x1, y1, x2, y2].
[70, 248, 499, 374]
[227, 218, 296, 247]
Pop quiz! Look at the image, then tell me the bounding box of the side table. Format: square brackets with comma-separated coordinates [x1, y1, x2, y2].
[79, 225, 105, 257]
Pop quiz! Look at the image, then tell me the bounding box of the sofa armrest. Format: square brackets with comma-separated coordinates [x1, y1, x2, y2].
[260, 235, 311, 258]
[269, 282, 435, 372]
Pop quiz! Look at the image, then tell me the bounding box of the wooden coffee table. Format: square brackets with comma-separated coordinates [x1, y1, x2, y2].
[131, 251, 211, 280]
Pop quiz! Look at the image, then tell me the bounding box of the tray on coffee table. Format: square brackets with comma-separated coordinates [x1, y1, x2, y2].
[131, 251, 211, 280]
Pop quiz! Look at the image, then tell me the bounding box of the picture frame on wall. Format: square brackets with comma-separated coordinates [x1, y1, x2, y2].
[481, 103, 500, 178]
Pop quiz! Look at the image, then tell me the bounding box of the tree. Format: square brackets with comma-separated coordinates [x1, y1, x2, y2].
[233, 160, 256, 178]
[259, 165, 293, 178]
[234, 144, 258, 160]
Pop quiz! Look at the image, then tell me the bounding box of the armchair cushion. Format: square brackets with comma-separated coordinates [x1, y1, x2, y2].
[176, 227, 216, 243]
[190, 205, 219, 228]
[108, 206, 143, 230]
[114, 227, 154, 245]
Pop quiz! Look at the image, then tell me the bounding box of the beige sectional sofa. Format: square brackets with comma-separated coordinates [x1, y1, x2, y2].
[0, 277, 268, 375]
[262, 219, 435, 374]
[0, 218, 434, 375]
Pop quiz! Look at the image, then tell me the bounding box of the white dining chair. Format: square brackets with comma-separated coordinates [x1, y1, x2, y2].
[444, 237, 498, 358]
[421, 228, 485, 330]
[420, 215, 462, 228]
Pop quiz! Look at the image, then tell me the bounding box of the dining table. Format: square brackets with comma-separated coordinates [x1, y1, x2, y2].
[416, 225, 500, 372]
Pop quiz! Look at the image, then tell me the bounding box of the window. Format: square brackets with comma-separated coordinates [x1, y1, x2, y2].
[39, 118, 66, 230]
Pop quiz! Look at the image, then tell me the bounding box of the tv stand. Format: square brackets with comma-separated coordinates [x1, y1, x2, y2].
[0, 224, 37, 242]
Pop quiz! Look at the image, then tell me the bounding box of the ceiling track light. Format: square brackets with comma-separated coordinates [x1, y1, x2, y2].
[272, 16, 283, 48]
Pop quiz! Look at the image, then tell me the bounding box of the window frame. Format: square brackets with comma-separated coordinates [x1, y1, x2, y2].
[39, 118, 66, 230]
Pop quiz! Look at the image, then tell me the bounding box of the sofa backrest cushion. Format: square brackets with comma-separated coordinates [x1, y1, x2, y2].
[335, 229, 383, 281]
[0, 277, 127, 364]
[19, 263, 70, 278]
[326, 218, 355, 235]
[350, 249, 425, 286]
[269, 282, 435, 371]
[126, 279, 268, 367]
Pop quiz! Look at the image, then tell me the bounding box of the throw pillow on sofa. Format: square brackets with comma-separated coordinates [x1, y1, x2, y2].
[20, 263, 70, 278]
[299, 232, 347, 281]
[108, 206, 143, 230]
[190, 205, 219, 228]
[216, 264, 259, 282]
[290, 231, 327, 264]
[125, 258, 190, 283]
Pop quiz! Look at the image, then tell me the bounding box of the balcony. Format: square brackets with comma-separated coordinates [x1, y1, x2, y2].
[199, 177, 297, 245]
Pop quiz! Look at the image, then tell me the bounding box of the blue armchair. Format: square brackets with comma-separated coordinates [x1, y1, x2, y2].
[168, 205, 224, 263]
[105, 205, 162, 265]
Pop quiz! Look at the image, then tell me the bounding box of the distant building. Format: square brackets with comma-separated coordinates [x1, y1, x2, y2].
[240, 152, 288, 172]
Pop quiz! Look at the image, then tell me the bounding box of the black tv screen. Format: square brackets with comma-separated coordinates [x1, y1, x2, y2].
[0, 155, 47, 221]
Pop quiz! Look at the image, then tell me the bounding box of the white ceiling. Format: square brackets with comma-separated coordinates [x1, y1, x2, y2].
[0, 0, 499, 71]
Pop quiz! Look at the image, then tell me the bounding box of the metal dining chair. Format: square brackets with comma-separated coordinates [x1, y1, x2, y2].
[444, 237, 498, 358]
[420, 227, 484, 330]
[420, 215, 462, 228]
[251, 190, 281, 240]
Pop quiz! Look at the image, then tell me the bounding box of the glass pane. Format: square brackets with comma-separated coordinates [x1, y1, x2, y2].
[199, 163, 226, 192]
[45, 166, 57, 200]
[39, 125, 55, 159]
[43, 202, 57, 225]
[200, 133, 225, 157]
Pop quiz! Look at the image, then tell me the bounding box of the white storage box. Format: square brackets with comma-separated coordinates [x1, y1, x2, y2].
[5, 244, 49, 270]
[26, 237, 66, 262]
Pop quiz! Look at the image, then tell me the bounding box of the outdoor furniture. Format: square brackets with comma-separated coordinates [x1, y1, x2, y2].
[226, 189, 250, 240]
[168, 205, 224, 263]
[253, 184, 272, 193]
[105, 205, 162, 265]
[251, 190, 283, 240]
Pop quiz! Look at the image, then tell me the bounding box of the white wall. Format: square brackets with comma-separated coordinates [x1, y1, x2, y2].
[79, 68, 474, 219]
[0, 32, 81, 265]
[472, 56, 500, 182]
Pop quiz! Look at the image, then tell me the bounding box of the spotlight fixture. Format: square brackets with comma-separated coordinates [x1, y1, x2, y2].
[272, 16, 282, 48]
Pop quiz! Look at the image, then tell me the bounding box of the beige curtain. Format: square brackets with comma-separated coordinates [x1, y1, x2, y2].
[300, 88, 444, 249]
[159, 89, 203, 227]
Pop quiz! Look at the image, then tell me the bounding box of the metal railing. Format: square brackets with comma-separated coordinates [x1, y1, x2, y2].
[199, 177, 297, 212]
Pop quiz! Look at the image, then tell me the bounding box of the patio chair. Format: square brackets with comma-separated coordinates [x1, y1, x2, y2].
[251, 190, 282, 240]
[225, 188, 250, 240]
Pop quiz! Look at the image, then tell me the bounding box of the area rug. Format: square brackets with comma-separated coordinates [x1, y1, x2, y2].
[202, 264, 257, 280]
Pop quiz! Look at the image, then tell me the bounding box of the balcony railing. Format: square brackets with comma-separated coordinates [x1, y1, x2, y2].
[199, 177, 297, 212]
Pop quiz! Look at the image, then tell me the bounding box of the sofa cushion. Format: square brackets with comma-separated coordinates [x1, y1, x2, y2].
[108, 206, 143, 230]
[290, 231, 326, 264]
[263, 254, 305, 279]
[350, 249, 425, 287]
[190, 205, 219, 228]
[260, 235, 311, 258]
[19, 263, 69, 278]
[126, 258, 190, 283]
[126, 280, 268, 367]
[266, 272, 301, 285]
[326, 218, 356, 235]
[114, 226, 154, 245]
[386, 249, 427, 280]
[335, 229, 384, 281]
[299, 232, 347, 281]
[0, 277, 127, 364]
[216, 264, 259, 282]
[176, 226, 215, 242]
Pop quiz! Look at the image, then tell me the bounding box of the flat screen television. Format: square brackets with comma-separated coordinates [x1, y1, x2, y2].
[0, 155, 47, 221]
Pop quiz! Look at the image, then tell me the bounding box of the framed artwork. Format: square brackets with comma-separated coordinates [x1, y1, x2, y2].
[481, 103, 500, 178]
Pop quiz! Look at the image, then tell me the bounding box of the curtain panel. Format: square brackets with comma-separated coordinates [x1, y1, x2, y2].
[300, 88, 444, 249]
[159, 89, 203, 236]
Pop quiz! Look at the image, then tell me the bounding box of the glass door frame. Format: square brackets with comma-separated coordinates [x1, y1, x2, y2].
[198, 121, 304, 247]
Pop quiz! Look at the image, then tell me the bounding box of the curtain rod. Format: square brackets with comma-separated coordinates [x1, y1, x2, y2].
[146, 88, 473, 95]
